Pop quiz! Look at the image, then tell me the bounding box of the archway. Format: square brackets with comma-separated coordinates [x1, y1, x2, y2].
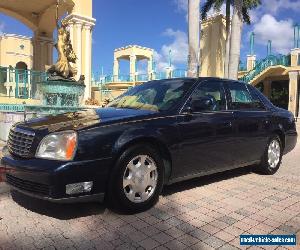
[16, 61, 28, 70]
[15, 61, 28, 83]
[113, 45, 154, 82]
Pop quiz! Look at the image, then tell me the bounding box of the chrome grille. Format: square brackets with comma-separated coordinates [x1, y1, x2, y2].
[7, 126, 35, 158]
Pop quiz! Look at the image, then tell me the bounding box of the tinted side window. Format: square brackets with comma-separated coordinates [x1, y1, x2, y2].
[247, 86, 266, 110]
[227, 82, 263, 110]
[191, 81, 226, 111]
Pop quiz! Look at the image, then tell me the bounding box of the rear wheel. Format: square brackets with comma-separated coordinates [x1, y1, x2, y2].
[257, 135, 283, 175]
[107, 144, 164, 213]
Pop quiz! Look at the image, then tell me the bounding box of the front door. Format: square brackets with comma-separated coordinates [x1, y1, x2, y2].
[173, 80, 235, 179]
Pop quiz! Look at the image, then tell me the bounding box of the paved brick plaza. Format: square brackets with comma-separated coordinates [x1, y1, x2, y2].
[0, 127, 299, 250]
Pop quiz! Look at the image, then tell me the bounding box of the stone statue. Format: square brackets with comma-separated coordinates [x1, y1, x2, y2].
[47, 0, 78, 81]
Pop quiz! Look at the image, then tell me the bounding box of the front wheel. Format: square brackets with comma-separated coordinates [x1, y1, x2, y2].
[257, 135, 283, 175]
[107, 144, 164, 213]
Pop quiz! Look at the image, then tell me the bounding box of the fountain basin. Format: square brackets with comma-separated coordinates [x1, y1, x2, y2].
[37, 80, 85, 107]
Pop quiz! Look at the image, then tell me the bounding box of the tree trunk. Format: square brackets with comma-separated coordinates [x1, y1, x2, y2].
[188, 0, 201, 77]
[224, 0, 231, 79]
[228, 0, 243, 80]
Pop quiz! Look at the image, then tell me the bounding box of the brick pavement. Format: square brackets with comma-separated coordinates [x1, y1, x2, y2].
[0, 127, 300, 250]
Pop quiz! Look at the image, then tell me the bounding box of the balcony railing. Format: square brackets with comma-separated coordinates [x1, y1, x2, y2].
[93, 69, 187, 85]
[240, 55, 291, 83]
[0, 67, 47, 99]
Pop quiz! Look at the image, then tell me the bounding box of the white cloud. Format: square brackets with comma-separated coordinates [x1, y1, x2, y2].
[263, 0, 300, 14]
[174, 0, 188, 13]
[154, 28, 188, 71]
[248, 0, 300, 25]
[252, 14, 294, 54]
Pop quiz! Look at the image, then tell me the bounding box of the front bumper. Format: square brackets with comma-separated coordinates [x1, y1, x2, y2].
[1, 151, 113, 203]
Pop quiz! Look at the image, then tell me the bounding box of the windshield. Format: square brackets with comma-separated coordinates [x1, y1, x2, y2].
[108, 79, 196, 111]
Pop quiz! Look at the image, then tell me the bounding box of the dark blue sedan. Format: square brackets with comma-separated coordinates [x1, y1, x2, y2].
[1, 78, 297, 212]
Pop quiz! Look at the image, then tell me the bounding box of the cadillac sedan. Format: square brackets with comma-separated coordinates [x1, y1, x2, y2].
[1, 78, 297, 212]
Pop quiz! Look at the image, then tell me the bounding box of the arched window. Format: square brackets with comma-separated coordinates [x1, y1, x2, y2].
[16, 61, 28, 71]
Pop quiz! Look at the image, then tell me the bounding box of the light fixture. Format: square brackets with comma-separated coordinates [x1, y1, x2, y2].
[66, 182, 93, 195]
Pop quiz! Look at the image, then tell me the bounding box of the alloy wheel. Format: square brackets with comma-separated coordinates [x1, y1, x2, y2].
[267, 139, 281, 168]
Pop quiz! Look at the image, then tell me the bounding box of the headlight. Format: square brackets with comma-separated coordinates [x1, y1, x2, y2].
[36, 131, 77, 161]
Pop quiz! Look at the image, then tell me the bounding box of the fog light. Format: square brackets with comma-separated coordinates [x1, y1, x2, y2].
[66, 181, 93, 195]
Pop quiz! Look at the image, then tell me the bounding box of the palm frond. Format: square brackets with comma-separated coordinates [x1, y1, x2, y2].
[214, 0, 225, 12]
[201, 0, 216, 20]
[242, 6, 251, 24]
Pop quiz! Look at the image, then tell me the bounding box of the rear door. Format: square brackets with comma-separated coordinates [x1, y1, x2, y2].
[225, 81, 272, 166]
[174, 80, 236, 179]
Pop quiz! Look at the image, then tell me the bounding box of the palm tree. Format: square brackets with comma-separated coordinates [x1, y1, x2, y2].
[188, 0, 201, 77]
[228, 0, 261, 79]
[227, 0, 243, 79]
[201, 0, 261, 79]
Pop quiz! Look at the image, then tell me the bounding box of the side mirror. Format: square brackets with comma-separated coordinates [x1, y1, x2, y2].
[191, 96, 215, 112]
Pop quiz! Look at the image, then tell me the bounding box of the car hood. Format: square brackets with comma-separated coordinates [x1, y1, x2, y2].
[18, 107, 157, 133]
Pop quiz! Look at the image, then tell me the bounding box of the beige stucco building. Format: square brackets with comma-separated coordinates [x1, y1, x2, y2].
[0, 34, 33, 98]
[0, 34, 33, 69]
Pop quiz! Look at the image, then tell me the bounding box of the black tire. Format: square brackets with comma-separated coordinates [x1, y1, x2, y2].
[256, 135, 283, 175]
[107, 144, 164, 213]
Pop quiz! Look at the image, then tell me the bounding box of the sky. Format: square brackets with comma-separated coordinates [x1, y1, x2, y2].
[0, 0, 299, 78]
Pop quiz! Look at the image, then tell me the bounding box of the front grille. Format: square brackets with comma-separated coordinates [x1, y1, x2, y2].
[7, 126, 35, 158]
[6, 174, 50, 195]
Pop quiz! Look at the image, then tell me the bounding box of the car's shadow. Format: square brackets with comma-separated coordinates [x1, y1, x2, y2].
[10, 165, 254, 219]
[162, 165, 254, 196]
[11, 190, 107, 220]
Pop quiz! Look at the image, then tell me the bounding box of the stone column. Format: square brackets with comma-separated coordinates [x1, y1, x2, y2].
[32, 34, 41, 70]
[291, 48, 300, 67]
[113, 59, 119, 82]
[74, 22, 83, 79]
[68, 22, 75, 45]
[83, 24, 92, 100]
[63, 14, 96, 101]
[263, 80, 272, 98]
[47, 42, 53, 66]
[32, 34, 54, 71]
[6, 86, 10, 96]
[147, 57, 153, 79]
[40, 40, 45, 70]
[288, 71, 299, 116]
[6, 68, 10, 83]
[166, 67, 172, 79]
[247, 55, 256, 71]
[130, 55, 137, 81]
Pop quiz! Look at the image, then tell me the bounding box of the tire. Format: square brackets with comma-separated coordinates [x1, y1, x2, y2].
[257, 135, 283, 175]
[107, 144, 164, 213]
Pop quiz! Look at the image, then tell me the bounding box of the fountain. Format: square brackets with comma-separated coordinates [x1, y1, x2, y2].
[0, 0, 93, 141]
[25, 0, 85, 115]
